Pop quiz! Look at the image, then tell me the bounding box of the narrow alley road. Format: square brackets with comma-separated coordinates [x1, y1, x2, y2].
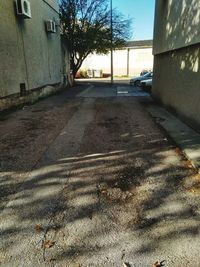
[0, 83, 200, 267]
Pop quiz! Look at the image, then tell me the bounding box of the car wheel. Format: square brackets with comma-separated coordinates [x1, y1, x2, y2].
[134, 80, 140, 87]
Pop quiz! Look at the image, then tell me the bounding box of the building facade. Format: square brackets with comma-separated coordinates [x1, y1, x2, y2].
[0, 0, 68, 110]
[153, 0, 200, 129]
[81, 40, 153, 77]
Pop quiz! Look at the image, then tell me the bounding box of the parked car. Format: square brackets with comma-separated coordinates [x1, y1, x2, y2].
[130, 72, 153, 87]
[141, 78, 152, 91]
[140, 69, 148, 76]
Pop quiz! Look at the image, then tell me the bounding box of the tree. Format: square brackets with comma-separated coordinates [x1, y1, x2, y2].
[60, 0, 132, 78]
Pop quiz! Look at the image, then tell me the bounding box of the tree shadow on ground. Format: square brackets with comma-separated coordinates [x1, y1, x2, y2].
[1, 98, 200, 266]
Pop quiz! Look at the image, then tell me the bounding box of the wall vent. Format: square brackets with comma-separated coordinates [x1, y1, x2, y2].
[15, 0, 32, 19]
[20, 83, 26, 96]
[46, 20, 56, 33]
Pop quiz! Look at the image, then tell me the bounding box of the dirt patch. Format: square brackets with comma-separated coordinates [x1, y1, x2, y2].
[0, 97, 81, 171]
[98, 185, 133, 203]
[110, 165, 144, 191]
[0, 93, 82, 210]
[1, 93, 200, 266]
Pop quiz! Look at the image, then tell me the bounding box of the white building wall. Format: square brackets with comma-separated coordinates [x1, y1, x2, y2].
[81, 47, 153, 77]
[82, 54, 111, 74]
[129, 48, 153, 76]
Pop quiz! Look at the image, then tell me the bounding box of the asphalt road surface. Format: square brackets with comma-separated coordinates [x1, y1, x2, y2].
[0, 83, 200, 267]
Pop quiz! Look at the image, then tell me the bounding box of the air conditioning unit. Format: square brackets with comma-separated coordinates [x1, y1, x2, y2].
[15, 0, 32, 19]
[46, 20, 56, 33]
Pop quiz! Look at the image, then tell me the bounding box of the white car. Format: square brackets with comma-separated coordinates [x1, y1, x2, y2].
[130, 72, 153, 87]
[141, 78, 152, 91]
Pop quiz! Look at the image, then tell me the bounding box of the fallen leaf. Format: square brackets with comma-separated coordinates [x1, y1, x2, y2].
[153, 261, 161, 267]
[123, 262, 131, 267]
[42, 240, 55, 249]
[152, 260, 165, 267]
[121, 133, 130, 138]
[153, 260, 166, 267]
[35, 224, 43, 232]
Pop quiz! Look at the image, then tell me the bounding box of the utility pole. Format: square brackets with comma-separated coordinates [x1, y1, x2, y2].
[127, 48, 130, 77]
[110, 0, 113, 85]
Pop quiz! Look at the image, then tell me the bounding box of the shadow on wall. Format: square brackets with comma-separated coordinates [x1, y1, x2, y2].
[153, 45, 200, 131]
[154, 0, 200, 53]
[153, 0, 200, 130]
[154, 0, 200, 74]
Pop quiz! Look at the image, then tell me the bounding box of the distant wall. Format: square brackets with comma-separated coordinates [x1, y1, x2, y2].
[81, 47, 153, 77]
[129, 48, 153, 76]
[0, 0, 63, 101]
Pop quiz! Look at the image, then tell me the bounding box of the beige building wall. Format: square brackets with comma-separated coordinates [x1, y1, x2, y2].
[81, 46, 153, 77]
[0, 0, 63, 101]
[153, 0, 200, 130]
[113, 50, 128, 76]
[153, 0, 200, 55]
[129, 48, 153, 76]
[82, 54, 111, 74]
[153, 45, 200, 129]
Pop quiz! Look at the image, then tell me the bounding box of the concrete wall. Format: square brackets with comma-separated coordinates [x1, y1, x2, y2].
[153, 44, 200, 129]
[81, 47, 153, 77]
[153, 0, 200, 55]
[153, 0, 200, 129]
[0, 0, 63, 102]
[43, 0, 59, 12]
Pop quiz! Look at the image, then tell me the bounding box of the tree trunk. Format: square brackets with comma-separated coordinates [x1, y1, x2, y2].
[68, 72, 74, 87]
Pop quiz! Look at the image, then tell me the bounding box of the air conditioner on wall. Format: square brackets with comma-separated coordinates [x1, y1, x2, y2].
[15, 0, 32, 19]
[46, 20, 56, 33]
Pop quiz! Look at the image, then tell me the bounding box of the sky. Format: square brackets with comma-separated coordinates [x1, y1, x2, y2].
[113, 0, 155, 41]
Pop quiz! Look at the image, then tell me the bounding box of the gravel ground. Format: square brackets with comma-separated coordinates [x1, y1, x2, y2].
[0, 85, 200, 266]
